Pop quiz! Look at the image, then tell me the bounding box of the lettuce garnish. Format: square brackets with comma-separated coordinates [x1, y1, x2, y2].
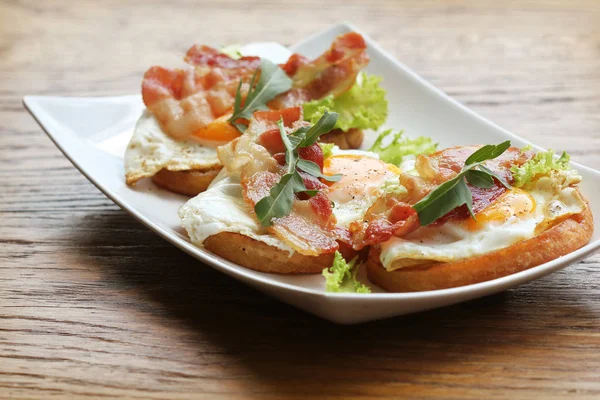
[303, 73, 388, 132]
[382, 178, 407, 196]
[369, 129, 438, 166]
[322, 251, 370, 293]
[511, 149, 573, 187]
[319, 142, 335, 160]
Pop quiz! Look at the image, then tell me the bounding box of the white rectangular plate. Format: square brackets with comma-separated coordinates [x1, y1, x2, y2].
[24, 23, 600, 324]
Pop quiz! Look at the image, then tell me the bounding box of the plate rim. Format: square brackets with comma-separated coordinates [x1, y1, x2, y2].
[23, 22, 600, 302]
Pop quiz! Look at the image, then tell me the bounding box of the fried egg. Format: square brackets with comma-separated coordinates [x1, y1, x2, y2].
[380, 174, 587, 271]
[178, 169, 295, 254]
[124, 111, 221, 185]
[323, 153, 401, 226]
[178, 147, 394, 252]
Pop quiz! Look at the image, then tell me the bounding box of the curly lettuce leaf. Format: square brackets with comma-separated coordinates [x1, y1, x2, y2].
[318, 142, 335, 160]
[322, 251, 370, 293]
[511, 149, 573, 187]
[382, 177, 407, 196]
[303, 73, 388, 132]
[369, 129, 438, 166]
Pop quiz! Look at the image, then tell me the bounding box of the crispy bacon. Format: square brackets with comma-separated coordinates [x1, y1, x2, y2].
[232, 106, 341, 256]
[185, 45, 261, 70]
[253, 107, 303, 126]
[241, 171, 338, 256]
[264, 142, 324, 170]
[218, 107, 308, 178]
[142, 67, 187, 105]
[417, 145, 536, 226]
[350, 145, 535, 248]
[432, 181, 507, 226]
[298, 144, 324, 170]
[247, 107, 306, 139]
[270, 32, 369, 109]
[280, 54, 310, 76]
[141, 67, 218, 142]
[414, 145, 536, 227]
[418, 145, 535, 185]
[255, 108, 304, 155]
[258, 129, 285, 155]
[142, 33, 368, 142]
[141, 65, 251, 142]
[300, 173, 332, 223]
[350, 195, 420, 250]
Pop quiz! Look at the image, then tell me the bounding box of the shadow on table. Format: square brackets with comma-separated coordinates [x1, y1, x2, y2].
[69, 210, 598, 396]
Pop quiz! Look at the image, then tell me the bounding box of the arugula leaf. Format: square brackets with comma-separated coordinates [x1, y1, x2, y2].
[297, 159, 341, 182]
[299, 111, 338, 147]
[229, 59, 293, 132]
[254, 172, 300, 226]
[413, 141, 512, 226]
[278, 119, 298, 174]
[465, 169, 494, 188]
[254, 113, 340, 227]
[465, 140, 511, 166]
[479, 165, 511, 189]
[413, 175, 471, 225]
[322, 251, 371, 293]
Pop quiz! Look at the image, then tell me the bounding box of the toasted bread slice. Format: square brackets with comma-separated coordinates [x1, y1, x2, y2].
[151, 167, 221, 196]
[151, 128, 364, 197]
[366, 205, 594, 292]
[321, 128, 364, 150]
[204, 232, 358, 274]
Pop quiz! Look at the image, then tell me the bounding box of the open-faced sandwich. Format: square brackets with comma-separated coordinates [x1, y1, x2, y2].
[125, 32, 389, 196]
[178, 108, 593, 292]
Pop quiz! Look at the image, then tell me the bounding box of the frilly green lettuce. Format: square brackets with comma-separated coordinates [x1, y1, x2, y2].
[322, 251, 371, 293]
[369, 129, 438, 166]
[318, 142, 335, 160]
[511, 149, 574, 188]
[382, 177, 407, 196]
[303, 73, 388, 132]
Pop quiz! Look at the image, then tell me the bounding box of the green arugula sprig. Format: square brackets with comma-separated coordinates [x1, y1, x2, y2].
[228, 59, 292, 132]
[413, 141, 512, 226]
[254, 111, 342, 227]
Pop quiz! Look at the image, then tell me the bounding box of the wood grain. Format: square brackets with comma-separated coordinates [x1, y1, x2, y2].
[2, 0, 600, 398]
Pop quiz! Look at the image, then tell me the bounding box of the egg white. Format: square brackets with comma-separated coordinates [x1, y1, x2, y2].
[326, 149, 399, 227]
[178, 171, 295, 255]
[380, 180, 586, 271]
[380, 216, 538, 269]
[178, 147, 382, 252]
[124, 111, 221, 184]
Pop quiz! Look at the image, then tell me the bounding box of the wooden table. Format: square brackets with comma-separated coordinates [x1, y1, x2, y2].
[2, 0, 600, 398]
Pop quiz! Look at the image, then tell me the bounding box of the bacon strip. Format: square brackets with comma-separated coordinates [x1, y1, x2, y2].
[350, 195, 420, 250]
[141, 58, 253, 142]
[241, 171, 338, 256]
[350, 146, 535, 248]
[142, 33, 368, 142]
[185, 45, 261, 70]
[270, 32, 369, 109]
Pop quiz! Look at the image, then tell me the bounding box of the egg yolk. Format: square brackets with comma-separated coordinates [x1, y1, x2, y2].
[192, 114, 241, 145]
[323, 155, 400, 203]
[466, 188, 536, 231]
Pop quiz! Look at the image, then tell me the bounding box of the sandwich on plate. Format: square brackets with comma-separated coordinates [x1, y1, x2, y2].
[178, 108, 593, 292]
[124, 32, 389, 196]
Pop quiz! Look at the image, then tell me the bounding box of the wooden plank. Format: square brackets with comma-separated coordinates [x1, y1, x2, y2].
[1, 0, 599, 398]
